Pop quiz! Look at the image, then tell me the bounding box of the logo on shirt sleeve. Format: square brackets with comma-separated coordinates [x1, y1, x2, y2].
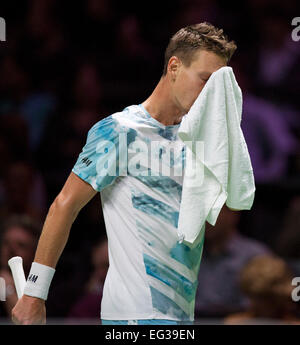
[81, 157, 92, 167]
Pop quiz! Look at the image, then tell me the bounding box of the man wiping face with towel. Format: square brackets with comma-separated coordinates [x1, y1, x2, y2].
[12, 22, 255, 326]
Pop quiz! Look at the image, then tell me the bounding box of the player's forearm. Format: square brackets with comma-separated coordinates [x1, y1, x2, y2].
[33, 197, 80, 268]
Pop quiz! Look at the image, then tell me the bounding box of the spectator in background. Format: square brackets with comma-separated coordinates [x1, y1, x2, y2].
[72, 62, 103, 113]
[67, 238, 109, 321]
[25, 0, 65, 61]
[0, 112, 30, 162]
[231, 57, 299, 184]
[274, 196, 300, 276]
[35, 61, 105, 203]
[0, 161, 47, 222]
[0, 215, 41, 319]
[115, 15, 153, 61]
[0, 56, 29, 108]
[224, 255, 300, 324]
[195, 206, 270, 319]
[0, 56, 56, 154]
[255, 9, 300, 108]
[0, 136, 14, 206]
[173, 0, 219, 30]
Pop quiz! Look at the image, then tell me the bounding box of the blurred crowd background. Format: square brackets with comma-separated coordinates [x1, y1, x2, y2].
[0, 0, 300, 324]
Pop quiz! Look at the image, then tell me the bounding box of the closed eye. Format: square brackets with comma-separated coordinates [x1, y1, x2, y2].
[198, 73, 211, 83]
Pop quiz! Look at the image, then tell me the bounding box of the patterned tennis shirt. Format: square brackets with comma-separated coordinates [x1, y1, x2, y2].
[72, 104, 205, 321]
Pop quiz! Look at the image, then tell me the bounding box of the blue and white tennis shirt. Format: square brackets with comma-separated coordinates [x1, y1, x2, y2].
[72, 104, 205, 321]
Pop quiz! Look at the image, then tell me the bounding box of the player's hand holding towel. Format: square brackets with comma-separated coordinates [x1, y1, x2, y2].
[177, 66, 256, 244]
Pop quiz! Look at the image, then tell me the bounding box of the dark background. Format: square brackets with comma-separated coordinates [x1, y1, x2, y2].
[0, 0, 299, 323]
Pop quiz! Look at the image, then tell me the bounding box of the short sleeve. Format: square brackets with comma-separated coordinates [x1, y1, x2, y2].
[72, 115, 122, 192]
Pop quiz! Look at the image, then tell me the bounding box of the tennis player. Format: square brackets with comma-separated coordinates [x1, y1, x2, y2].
[12, 22, 236, 325]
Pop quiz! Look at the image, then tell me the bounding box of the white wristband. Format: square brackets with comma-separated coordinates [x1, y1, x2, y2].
[23, 262, 55, 300]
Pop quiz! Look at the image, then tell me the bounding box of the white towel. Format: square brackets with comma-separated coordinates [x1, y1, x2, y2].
[177, 66, 255, 244]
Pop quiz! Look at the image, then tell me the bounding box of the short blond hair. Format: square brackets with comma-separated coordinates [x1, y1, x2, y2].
[163, 22, 237, 75]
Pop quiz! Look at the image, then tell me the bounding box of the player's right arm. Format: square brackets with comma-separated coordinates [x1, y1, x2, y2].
[11, 172, 97, 325]
[12, 116, 121, 325]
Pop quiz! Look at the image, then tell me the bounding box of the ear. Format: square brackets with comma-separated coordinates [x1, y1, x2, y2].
[167, 56, 181, 81]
